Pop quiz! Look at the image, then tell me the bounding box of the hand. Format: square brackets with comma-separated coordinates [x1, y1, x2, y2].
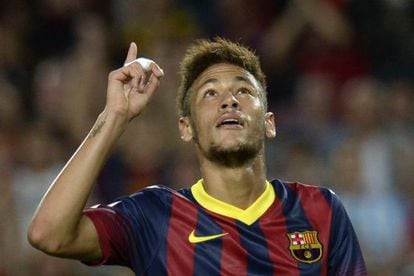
[105, 42, 164, 122]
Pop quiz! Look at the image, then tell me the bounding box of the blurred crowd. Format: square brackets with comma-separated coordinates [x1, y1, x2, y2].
[0, 0, 413, 275]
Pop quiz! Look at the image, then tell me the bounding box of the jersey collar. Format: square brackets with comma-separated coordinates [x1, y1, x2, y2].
[191, 179, 275, 225]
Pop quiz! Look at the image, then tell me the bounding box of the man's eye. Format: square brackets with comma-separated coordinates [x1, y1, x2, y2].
[236, 88, 252, 95]
[204, 89, 217, 98]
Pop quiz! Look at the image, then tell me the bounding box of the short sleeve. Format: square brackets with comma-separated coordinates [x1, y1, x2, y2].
[81, 186, 173, 272]
[83, 207, 134, 266]
[327, 191, 367, 275]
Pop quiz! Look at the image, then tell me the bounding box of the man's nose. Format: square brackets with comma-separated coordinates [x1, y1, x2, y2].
[220, 93, 239, 110]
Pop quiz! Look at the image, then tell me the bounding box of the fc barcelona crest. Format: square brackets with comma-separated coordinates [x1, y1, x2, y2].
[287, 230, 322, 264]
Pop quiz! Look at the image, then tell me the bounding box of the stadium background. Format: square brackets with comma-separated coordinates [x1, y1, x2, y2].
[0, 0, 413, 275]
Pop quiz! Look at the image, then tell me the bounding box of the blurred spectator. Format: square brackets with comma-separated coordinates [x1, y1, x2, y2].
[26, 0, 81, 60]
[385, 80, 414, 275]
[32, 13, 109, 142]
[0, 76, 23, 275]
[385, 80, 414, 199]
[329, 77, 412, 274]
[331, 141, 410, 274]
[266, 73, 340, 185]
[287, 73, 342, 157]
[339, 77, 392, 195]
[347, 0, 414, 80]
[260, 0, 369, 105]
[9, 120, 71, 274]
[160, 149, 200, 189]
[178, 0, 277, 47]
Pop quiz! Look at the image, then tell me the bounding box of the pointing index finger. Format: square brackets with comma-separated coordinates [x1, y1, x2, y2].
[124, 42, 138, 64]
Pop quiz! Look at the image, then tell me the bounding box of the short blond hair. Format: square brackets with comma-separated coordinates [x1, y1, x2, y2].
[177, 37, 267, 116]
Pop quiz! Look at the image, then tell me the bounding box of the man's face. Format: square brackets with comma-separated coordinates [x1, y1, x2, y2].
[179, 63, 275, 167]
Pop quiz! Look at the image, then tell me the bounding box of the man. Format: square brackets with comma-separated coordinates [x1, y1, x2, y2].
[28, 38, 366, 275]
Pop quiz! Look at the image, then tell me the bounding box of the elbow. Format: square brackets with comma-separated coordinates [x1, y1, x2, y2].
[27, 220, 67, 256]
[27, 222, 53, 253]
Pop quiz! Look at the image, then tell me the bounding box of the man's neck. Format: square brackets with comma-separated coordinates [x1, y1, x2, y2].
[198, 154, 267, 210]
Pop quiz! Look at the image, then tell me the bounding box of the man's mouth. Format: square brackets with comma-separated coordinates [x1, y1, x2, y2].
[216, 116, 244, 128]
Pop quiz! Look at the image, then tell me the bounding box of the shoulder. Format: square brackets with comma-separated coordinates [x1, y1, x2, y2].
[270, 179, 340, 208]
[89, 185, 192, 218]
[271, 179, 334, 196]
[123, 184, 190, 202]
[129, 185, 186, 202]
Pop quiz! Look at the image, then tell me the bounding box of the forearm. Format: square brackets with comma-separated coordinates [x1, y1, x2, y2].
[261, 3, 306, 65]
[28, 110, 127, 252]
[298, 0, 352, 45]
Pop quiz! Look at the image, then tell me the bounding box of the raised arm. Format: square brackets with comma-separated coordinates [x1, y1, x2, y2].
[27, 43, 164, 262]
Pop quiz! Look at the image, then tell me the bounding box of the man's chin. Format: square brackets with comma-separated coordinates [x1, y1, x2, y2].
[206, 143, 259, 168]
[215, 134, 248, 148]
[216, 141, 244, 151]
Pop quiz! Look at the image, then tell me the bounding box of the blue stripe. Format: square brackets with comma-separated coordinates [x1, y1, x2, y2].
[181, 188, 223, 275]
[236, 220, 274, 275]
[141, 189, 173, 275]
[193, 208, 223, 276]
[272, 180, 322, 276]
[320, 188, 366, 274]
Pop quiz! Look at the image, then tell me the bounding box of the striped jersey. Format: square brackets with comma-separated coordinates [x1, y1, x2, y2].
[83, 179, 366, 275]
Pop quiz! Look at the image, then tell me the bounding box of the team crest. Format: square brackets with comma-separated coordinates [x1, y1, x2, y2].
[287, 230, 322, 264]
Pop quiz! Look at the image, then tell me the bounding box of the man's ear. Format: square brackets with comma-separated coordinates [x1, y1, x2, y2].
[178, 117, 193, 142]
[265, 112, 276, 138]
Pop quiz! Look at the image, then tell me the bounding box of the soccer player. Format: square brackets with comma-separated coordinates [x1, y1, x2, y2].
[28, 38, 366, 275]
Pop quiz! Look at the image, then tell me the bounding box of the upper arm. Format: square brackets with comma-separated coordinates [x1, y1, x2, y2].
[71, 215, 103, 262]
[47, 214, 103, 262]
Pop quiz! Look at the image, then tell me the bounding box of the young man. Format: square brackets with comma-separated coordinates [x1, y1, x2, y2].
[28, 38, 366, 275]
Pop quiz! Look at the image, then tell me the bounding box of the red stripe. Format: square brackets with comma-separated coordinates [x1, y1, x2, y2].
[207, 212, 248, 276]
[259, 200, 300, 275]
[83, 208, 130, 266]
[295, 184, 332, 276]
[166, 194, 198, 275]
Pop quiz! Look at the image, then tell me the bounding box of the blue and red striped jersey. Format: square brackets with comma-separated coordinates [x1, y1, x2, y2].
[83, 179, 366, 275]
